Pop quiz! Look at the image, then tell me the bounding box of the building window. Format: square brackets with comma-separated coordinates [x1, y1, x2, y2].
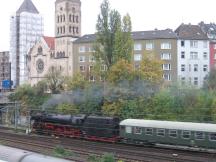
[134, 54, 142, 61]
[157, 129, 165, 137]
[146, 43, 153, 50]
[163, 73, 171, 81]
[89, 75, 96, 82]
[161, 53, 171, 60]
[203, 52, 208, 59]
[190, 40, 198, 48]
[162, 64, 171, 70]
[134, 43, 142, 50]
[181, 40, 185, 47]
[194, 77, 198, 86]
[79, 46, 85, 53]
[181, 77, 186, 85]
[203, 65, 208, 72]
[195, 132, 205, 140]
[194, 64, 198, 72]
[76, 16, 79, 23]
[89, 56, 95, 62]
[203, 41, 208, 48]
[89, 65, 94, 72]
[101, 65, 107, 71]
[79, 65, 85, 72]
[79, 56, 85, 62]
[169, 130, 178, 138]
[190, 52, 198, 59]
[134, 127, 142, 134]
[181, 64, 185, 72]
[181, 51, 185, 59]
[145, 128, 153, 135]
[182, 131, 191, 139]
[161, 43, 171, 49]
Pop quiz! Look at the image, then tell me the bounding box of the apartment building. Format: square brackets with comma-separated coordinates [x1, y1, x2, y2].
[199, 22, 216, 69]
[73, 29, 178, 82]
[175, 24, 209, 87]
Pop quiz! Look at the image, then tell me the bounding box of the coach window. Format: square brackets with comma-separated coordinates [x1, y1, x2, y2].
[157, 129, 165, 137]
[195, 132, 205, 140]
[169, 130, 178, 138]
[134, 127, 142, 134]
[182, 131, 191, 139]
[209, 133, 216, 141]
[145, 128, 153, 135]
[126, 126, 132, 134]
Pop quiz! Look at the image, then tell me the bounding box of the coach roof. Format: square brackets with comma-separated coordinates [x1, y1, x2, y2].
[120, 119, 216, 133]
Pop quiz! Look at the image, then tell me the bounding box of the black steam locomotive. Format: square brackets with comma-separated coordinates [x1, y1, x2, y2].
[31, 113, 120, 142]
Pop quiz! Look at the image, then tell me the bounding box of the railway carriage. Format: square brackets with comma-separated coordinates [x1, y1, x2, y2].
[120, 119, 216, 149]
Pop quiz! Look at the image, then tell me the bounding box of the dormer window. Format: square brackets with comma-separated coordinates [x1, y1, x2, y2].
[38, 46, 43, 55]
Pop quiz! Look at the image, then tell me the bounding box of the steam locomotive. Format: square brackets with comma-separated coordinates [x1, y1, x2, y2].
[31, 113, 216, 150]
[31, 113, 120, 142]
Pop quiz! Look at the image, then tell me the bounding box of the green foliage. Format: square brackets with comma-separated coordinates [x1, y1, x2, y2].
[107, 59, 134, 83]
[138, 56, 163, 84]
[56, 103, 79, 115]
[45, 67, 64, 94]
[9, 83, 50, 111]
[53, 146, 74, 158]
[95, 0, 133, 69]
[65, 72, 87, 90]
[88, 153, 116, 162]
[203, 68, 216, 91]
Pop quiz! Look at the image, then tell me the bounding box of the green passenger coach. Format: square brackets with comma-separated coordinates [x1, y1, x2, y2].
[120, 119, 216, 149]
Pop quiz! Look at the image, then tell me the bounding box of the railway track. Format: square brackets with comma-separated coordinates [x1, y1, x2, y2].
[0, 127, 215, 162]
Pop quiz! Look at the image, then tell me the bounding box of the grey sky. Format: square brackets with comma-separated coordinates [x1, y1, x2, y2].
[0, 0, 216, 51]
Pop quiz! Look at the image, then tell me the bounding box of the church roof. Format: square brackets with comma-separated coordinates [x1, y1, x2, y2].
[43, 36, 55, 50]
[16, 0, 39, 14]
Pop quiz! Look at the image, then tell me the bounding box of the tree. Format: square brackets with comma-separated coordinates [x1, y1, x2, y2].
[65, 72, 87, 90]
[138, 56, 163, 84]
[203, 68, 216, 91]
[107, 59, 134, 83]
[56, 103, 79, 115]
[94, 0, 133, 70]
[45, 67, 64, 94]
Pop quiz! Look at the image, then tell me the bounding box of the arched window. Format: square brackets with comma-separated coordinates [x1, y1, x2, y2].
[73, 15, 75, 23]
[76, 16, 79, 23]
[76, 27, 79, 34]
[69, 14, 72, 22]
[63, 15, 65, 22]
[57, 16, 60, 23]
[63, 26, 65, 34]
[69, 26, 72, 33]
[73, 26, 75, 34]
[62, 51, 65, 57]
[60, 15, 62, 22]
[60, 27, 62, 34]
[38, 46, 43, 54]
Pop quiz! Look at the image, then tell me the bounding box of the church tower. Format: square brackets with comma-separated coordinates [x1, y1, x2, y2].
[54, 0, 81, 75]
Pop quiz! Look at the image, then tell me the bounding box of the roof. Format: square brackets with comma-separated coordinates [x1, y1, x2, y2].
[74, 34, 96, 43]
[16, 0, 39, 14]
[131, 29, 177, 40]
[74, 29, 177, 43]
[175, 24, 208, 40]
[120, 119, 216, 133]
[43, 36, 55, 50]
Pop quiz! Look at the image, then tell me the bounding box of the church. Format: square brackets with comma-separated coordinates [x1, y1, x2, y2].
[28, 0, 82, 85]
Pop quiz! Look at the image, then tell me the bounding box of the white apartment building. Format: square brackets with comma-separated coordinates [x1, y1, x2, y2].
[10, 0, 43, 87]
[175, 24, 209, 88]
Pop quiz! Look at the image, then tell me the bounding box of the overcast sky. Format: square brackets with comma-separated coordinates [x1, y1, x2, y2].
[0, 0, 216, 51]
